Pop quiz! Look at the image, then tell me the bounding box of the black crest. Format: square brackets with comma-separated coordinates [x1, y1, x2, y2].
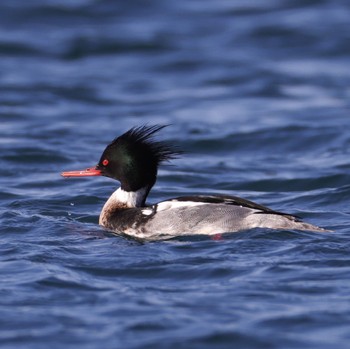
[115, 125, 181, 164]
[97, 125, 182, 191]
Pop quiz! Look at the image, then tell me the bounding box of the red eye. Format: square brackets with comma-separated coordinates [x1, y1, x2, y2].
[102, 159, 109, 166]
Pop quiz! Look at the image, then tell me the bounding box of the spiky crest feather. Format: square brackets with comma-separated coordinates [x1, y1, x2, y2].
[110, 124, 181, 164]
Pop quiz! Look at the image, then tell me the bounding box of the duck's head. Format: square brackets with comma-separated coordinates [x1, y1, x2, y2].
[61, 125, 181, 193]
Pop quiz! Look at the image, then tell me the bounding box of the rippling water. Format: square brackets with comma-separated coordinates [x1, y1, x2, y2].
[1, 1, 350, 348]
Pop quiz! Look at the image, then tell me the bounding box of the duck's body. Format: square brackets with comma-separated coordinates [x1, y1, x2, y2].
[98, 190, 328, 240]
[62, 125, 329, 241]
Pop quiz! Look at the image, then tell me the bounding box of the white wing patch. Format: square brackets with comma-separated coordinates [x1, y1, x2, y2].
[155, 200, 207, 212]
[141, 208, 153, 216]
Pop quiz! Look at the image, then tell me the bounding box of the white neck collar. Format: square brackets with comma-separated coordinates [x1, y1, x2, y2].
[112, 187, 148, 207]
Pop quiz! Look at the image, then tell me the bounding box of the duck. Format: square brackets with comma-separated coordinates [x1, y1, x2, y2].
[61, 125, 330, 240]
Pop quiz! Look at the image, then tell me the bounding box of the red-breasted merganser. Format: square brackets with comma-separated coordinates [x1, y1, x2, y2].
[61, 125, 330, 240]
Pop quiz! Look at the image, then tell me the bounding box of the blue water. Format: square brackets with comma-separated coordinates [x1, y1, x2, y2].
[1, 1, 350, 348]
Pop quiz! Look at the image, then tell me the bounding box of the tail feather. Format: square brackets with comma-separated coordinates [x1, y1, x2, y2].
[292, 220, 332, 233]
[248, 212, 332, 233]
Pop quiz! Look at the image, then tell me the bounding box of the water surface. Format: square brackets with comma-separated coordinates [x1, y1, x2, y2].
[1, 1, 350, 348]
